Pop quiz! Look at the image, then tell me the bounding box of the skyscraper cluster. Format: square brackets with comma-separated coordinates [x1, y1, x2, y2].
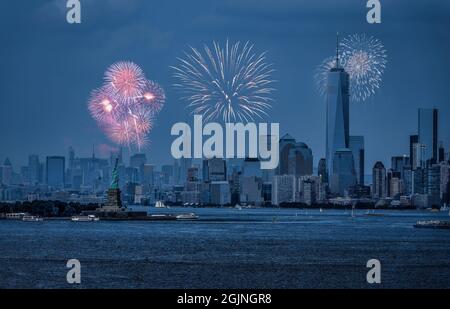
[369, 108, 449, 208]
[0, 39, 449, 209]
[318, 37, 449, 208]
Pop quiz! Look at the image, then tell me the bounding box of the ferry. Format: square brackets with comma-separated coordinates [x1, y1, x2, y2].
[5, 213, 27, 220]
[71, 215, 100, 222]
[414, 220, 450, 229]
[176, 213, 199, 220]
[147, 214, 177, 221]
[22, 215, 44, 222]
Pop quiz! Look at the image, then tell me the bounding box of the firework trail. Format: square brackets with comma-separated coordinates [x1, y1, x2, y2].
[172, 40, 276, 123]
[88, 61, 165, 151]
[315, 34, 387, 102]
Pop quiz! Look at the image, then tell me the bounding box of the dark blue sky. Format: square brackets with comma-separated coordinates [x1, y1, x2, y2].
[1, 0, 449, 174]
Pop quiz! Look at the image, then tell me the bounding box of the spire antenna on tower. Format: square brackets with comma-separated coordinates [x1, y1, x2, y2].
[336, 32, 340, 68]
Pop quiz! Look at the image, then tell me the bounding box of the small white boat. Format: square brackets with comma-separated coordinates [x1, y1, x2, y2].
[155, 200, 169, 208]
[71, 215, 100, 222]
[414, 220, 450, 229]
[22, 215, 43, 222]
[176, 213, 199, 220]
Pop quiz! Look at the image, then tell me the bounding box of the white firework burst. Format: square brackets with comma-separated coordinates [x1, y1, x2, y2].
[172, 40, 276, 123]
[340, 34, 387, 102]
[315, 34, 387, 102]
[314, 56, 337, 98]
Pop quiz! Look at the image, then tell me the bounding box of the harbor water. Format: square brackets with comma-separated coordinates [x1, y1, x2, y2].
[0, 207, 449, 288]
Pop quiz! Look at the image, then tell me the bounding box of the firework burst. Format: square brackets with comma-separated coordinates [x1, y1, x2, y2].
[341, 34, 387, 102]
[104, 61, 147, 103]
[172, 40, 276, 123]
[315, 34, 387, 102]
[139, 80, 166, 114]
[105, 109, 153, 149]
[88, 61, 165, 151]
[314, 56, 337, 99]
[88, 87, 117, 122]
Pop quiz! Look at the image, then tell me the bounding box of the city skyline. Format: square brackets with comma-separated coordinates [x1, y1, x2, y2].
[2, 1, 450, 295]
[1, 1, 450, 173]
[0, 105, 448, 179]
[1, 105, 448, 189]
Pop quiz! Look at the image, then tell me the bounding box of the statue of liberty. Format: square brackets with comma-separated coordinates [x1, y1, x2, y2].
[110, 158, 120, 189]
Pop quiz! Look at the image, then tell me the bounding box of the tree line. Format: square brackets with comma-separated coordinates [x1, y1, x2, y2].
[0, 201, 99, 217]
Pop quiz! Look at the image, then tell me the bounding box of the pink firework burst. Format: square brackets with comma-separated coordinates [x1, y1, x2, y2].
[88, 61, 165, 151]
[87, 87, 117, 122]
[104, 61, 146, 102]
[130, 105, 154, 134]
[139, 80, 166, 114]
[104, 110, 153, 149]
[105, 118, 136, 146]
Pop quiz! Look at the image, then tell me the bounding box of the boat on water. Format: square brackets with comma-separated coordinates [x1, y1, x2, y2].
[176, 213, 199, 220]
[366, 213, 384, 217]
[155, 200, 170, 208]
[22, 215, 44, 222]
[5, 213, 27, 220]
[71, 215, 100, 222]
[365, 209, 384, 217]
[414, 220, 450, 229]
[147, 214, 177, 221]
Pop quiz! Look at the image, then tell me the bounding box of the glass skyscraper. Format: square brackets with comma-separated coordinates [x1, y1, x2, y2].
[28, 154, 42, 185]
[46, 156, 65, 189]
[326, 37, 350, 183]
[318, 158, 328, 184]
[278, 134, 313, 176]
[349, 136, 365, 185]
[287, 142, 313, 176]
[372, 161, 387, 199]
[418, 108, 438, 164]
[409, 135, 418, 166]
[330, 149, 356, 196]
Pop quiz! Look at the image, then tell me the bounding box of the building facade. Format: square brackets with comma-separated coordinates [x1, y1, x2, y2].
[372, 161, 386, 199]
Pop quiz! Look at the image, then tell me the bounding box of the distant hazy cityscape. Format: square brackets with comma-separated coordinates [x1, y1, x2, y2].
[0, 60, 449, 210]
